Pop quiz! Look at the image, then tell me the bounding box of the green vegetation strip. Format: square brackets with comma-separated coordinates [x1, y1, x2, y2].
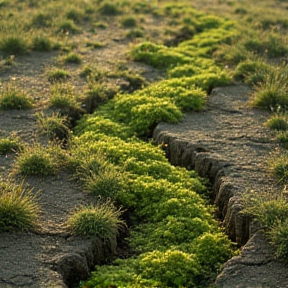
[72, 7, 235, 288]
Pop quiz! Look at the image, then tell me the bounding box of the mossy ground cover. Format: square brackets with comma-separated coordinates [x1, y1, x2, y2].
[1, 0, 288, 286]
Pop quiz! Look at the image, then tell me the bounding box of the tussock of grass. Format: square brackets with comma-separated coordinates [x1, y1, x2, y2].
[14, 142, 67, 176]
[0, 181, 39, 232]
[47, 68, 71, 83]
[0, 137, 23, 155]
[242, 189, 288, 261]
[0, 84, 33, 110]
[36, 112, 72, 143]
[67, 200, 125, 251]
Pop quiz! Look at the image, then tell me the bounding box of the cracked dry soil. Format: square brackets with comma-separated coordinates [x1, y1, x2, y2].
[153, 84, 288, 287]
[1, 13, 288, 288]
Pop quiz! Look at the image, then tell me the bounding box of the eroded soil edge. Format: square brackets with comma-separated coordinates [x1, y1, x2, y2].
[153, 85, 288, 287]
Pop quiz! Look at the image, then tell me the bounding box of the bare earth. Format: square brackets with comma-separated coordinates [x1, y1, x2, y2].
[1, 12, 288, 288]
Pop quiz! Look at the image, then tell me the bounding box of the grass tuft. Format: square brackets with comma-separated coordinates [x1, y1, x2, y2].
[67, 200, 125, 250]
[0, 84, 33, 110]
[0, 181, 39, 232]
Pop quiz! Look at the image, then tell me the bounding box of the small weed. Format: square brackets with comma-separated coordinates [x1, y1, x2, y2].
[85, 41, 105, 49]
[32, 35, 53, 52]
[47, 68, 70, 83]
[93, 21, 108, 29]
[0, 181, 39, 232]
[58, 20, 80, 34]
[36, 112, 72, 143]
[98, 2, 120, 16]
[0, 84, 33, 110]
[66, 8, 84, 24]
[265, 115, 288, 131]
[15, 144, 57, 176]
[63, 52, 82, 64]
[0, 137, 23, 155]
[0, 35, 30, 56]
[120, 16, 137, 28]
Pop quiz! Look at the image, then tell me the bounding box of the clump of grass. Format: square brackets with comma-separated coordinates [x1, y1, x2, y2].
[277, 132, 288, 149]
[31, 12, 53, 28]
[63, 52, 82, 64]
[120, 16, 137, 28]
[14, 143, 60, 176]
[49, 83, 77, 109]
[109, 70, 147, 93]
[98, 2, 120, 16]
[47, 68, 70, 83]
[250, 67, 288, 110]
[49, 83, 84, 126]
[0, 84, 33, 110]
[67, 200, 125, 250]
[58, 20, 80, 34]
[85, 41, 106, 49]
[82, 163, 124, 199]
[242, 189, 288, 262]
[81, 82, 116, 113]
[0, 35, 30, 56]
[32, 35, 53, 52]
[0, 137, 23, 155]
[93, 21, 108, 29]
[269, 218, 288, 261]
[233, 59, 270, 85]
[0, 181, 40, 232]
[36, 112, 72, 143]
[66, 8, 84, 24]
[125, 28, 145, 40]
[265, 114, 288, 131]
[270, 153, 288, 183]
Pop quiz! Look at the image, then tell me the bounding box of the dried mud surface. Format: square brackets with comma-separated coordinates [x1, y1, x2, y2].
[153, 85, 288, 287]
[1, 10, 288, 288]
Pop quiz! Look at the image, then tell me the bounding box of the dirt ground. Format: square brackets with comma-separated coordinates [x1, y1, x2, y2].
[1, 8, 288, 288]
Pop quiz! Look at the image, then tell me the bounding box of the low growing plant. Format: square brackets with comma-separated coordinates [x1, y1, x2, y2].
[0, 35, 30, 56]
[32, 35, 53, 52]
[265, 114, 288, 131]
[47, 68, 70, 83]
[0, 84, 33, 110]
[0, 137, 23, 155]
[67, 200, 125, 250]
[0, 181, 39, 232]
[36, 112, 72, 143]
[14, 143, 65, 176]
[120, 16, 137, 28]
[63, 52, 82, 64]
